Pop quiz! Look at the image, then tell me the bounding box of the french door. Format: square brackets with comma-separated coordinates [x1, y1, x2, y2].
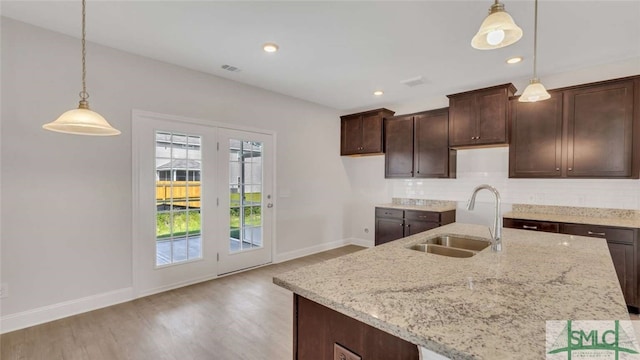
[217, 128, 274, 275]
[133, 111, 274, 296]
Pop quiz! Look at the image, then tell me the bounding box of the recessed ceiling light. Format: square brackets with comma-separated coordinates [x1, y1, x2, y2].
[263, 43, 279, 53]
[506, 56, 523, 64]
[373, 90, 384, 96]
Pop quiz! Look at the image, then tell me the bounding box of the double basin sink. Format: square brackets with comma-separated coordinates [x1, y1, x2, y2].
[408, 234, 491, 258]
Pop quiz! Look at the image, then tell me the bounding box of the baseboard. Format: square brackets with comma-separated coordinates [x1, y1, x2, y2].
[0, 287, 134, 334]
[135, 273, 220, 299]
[1, 238, 374, 333]
[346, 237, 374, 248]
[274, 238, 373, 263]
[274, 239, 349, 263]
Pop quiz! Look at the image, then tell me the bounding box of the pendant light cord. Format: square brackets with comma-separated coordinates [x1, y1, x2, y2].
[80, 0, 88, 102]
[533, 0, 539, 80]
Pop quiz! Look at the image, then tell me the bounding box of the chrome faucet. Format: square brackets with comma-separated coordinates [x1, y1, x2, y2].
[467, 184, 502, 252]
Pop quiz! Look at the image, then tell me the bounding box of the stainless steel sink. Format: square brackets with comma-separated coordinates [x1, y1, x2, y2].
[408, 234, 491, 258]
[423, 235, 491, 251]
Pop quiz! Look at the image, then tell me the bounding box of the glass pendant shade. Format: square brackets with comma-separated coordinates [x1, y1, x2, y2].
[43, 101, 121, 136]
[471, 2, 523, 50]
[519, 79, 551, 102]
[43, 0, 120, 136]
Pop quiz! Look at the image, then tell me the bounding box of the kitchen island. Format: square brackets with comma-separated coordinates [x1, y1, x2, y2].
[273, 223, 630, 359]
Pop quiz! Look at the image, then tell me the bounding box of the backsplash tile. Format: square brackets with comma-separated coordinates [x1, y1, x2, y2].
[391, 198, 456, 208]
[391, 147, 640, 210]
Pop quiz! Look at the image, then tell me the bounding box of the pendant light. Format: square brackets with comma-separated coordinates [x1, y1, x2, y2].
[43, 0, 120, 136]
[471, 0, 523, 50]
[519, 0, 551, 102]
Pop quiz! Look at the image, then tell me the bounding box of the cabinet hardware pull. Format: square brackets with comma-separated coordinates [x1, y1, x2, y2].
[555, 168, 560, 171]
[522, 225, 538, 230]
[587, 231, 606, 236]
[568, 167, 573, 171]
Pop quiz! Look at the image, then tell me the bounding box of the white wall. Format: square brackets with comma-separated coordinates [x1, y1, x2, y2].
[346, 58, 640, 243]
[0, 18, 351, 329]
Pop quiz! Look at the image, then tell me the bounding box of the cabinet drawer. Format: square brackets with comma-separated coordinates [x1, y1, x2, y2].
[561, 224, 634, 244]
[404, 210, 440, 222]
[503, 218, 560, 233]
[375, 208, 404, 219]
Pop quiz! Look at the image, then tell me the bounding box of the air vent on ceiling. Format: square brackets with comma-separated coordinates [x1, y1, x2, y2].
[400, 76, 426, 87]
[221, 64, 242, 72]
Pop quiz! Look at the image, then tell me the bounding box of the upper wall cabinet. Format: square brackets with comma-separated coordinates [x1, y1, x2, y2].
[341, 108, 395, 156]
[509, 91, 564, 178]
[510, 76, 640, 179]
[385, 108, 456, 179]
[565, 78, 637, 178]
[447, 83, 516, 147]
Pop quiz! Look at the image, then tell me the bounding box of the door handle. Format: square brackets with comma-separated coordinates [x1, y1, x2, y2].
[267, 203, 273, 208]
[587, 231, 605, 237]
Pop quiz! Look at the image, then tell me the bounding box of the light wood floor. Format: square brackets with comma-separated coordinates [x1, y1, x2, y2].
[1, 245, 364, 360]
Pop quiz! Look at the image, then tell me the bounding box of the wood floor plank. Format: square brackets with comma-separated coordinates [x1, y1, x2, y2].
[1, 245, 364, 360]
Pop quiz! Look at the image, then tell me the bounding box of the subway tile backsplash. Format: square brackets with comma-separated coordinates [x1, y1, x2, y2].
[391, 147, 640, 210]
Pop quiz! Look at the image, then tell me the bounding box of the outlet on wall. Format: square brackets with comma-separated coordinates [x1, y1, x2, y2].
[0, 283, 8, 298]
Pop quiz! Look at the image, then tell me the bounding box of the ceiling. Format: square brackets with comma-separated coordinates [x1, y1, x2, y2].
[2, 1, 639, 112]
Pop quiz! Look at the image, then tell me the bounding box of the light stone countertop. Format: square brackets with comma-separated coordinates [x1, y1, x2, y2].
[504, 204, 640, 229]
[273, 223, 629, 359]
[377, 202, 457, 212]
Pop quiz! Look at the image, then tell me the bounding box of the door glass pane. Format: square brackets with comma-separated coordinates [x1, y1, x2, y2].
[155, 131, 203, 266]
[229, 139, 263, 252]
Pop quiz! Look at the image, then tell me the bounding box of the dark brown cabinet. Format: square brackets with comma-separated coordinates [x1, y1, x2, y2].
[341, 108, 395, 156]
[294, 294, 419, 360]
[509, 92, 563, 178]
[384, 108, 456, 178]
[375, 207, 455, 246]
[384, 115, 414, 177]
[502, 218, 560, 233]
[375, 208, 405, 245]
[561, 223, 637, 308]
[509, 76, 640, 179]
[447, 84, 516, 147]
[565, 78, 637, 178]
[504, 217, 639, 310]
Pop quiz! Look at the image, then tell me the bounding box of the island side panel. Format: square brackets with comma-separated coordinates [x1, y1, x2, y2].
[294, 294, 419, 360]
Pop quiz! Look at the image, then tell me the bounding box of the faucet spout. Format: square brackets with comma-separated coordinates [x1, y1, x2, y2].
[467, 184, 502, 252]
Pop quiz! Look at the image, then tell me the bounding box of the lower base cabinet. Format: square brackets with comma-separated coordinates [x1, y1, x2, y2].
[375, 208, 456, 246]
[504, 218, 638, 311]
[294, 294, 419, 360]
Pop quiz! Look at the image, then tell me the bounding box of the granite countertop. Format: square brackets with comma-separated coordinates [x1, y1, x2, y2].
[273, 223, 629, 359]
[377, 200, 457, 212]
[504, 204, 640, 229]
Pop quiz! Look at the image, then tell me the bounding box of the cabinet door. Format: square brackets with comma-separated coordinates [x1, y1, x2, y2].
[509, 92, 563, 178]
[448, 93, 476, 147]
[385, 116, 414, 178]
[607, 242, 637, 307]
[340, 115, 362, 155]
[361, 112, 384, 153]
[476, 88, 509, 145]
[414, 110, 453, 178]
[375, 217, 405, 245]
[405, 220, 439, 236]
[565, 79, 635, 177]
